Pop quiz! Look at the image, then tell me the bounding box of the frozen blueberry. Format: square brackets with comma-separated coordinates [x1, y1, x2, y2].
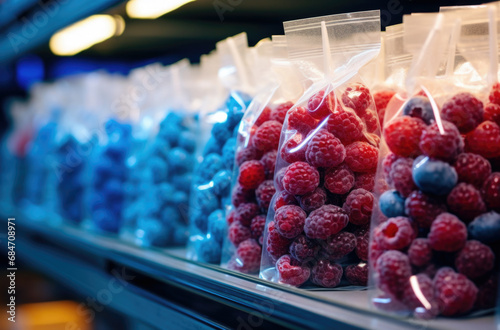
[403, 96, 435, 124]
[168, 147, 193, 173]
[163, 112, 185, 128]
[194, 188, 219, 214]
[198, 237, 222, 263]
[172, 191, 189, 205]
[379, 189, 406, 218]
[199, 153, 224, 181]
[468, 211, 500, 244]
[155, 183, 176, 205]
[412, 156, 457, 195]
[150, 140, 170, 161]
[212, 121, 232, 144]
[93, 209, 120, 233]
[104, 179, 124, 202]
[191, 208, 208, 233]
[135, 218, 172, 247]
[172, 173, 193, 192]
[159, 123, 181, 147]
[160, 206, 182, 224]
[149, 157, 169, 184]
[212, 170, 232, 196]
[179, 131, 197, 153]
[222, 138, 237, 171]
[203, 137, 222, 156]
[208, 209, 227, 244]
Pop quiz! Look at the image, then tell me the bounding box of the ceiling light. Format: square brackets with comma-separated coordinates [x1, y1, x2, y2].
[126, 0, 195, 19]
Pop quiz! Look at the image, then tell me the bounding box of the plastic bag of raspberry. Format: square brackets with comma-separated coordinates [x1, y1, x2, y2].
[370, 9, 500, 319]
[258, 11, 382, 288]
[220, 36, 305, 274]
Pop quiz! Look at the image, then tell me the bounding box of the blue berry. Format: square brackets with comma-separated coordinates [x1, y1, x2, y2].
[105, 142, 128, 160]
[155, 183, 176, 206]
[379, 189, 406, 217]
[212, 121, 232, 144]
[135, 218, 172, 247]
[191, 208, 208, 233]
[198, 237, 222, 263]
[163, 112, 184, 128]
[212, 170, 232, 196]
[150, 140, 170, 161]
[468, 211, 500, 244]
[412, 156, 457, 195]
[173, 225, 189, 245]
[159, 123, 181, 147]
[172, 191, 189, 205]
[208, 209, 227, 244]
[203, 137, 222, 156]
[222, 138, 237, 171]
[403, 96, 435, 124]
[93, 209, 120, 233]
[103, 179, 124, 202]
[199, 153, 223, 181]
[168, 147, 192, 173]
[194, 188, 219, 214]
[179, 131, 196, 152]
[160, 206, 183, 224]
[172, 173, 193, 192]
[149, 157, 169, 183]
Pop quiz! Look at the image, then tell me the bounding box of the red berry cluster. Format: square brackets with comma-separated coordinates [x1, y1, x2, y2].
[373, 90, 500, 317]
[269, 82, 379, 288]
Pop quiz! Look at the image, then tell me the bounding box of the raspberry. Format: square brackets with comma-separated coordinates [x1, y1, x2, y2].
[484, 103, 500, 126]
[282, 161, 320, 196]
[402, 96, 435, 124]
[231, 184, 255, 207]
[374, 90, 395, 117]
[322, 231, 356, 260]
[354, 172, 375, 191]
[355, 228, 369, 261]
[376, 250, 412, 299]
[465, 121, 500, 159]
[235, 203, 260, 226]
[343, 188, 374, 226]
[256, 180, 276, 211]
[344, 142, 378, 173]
[273, 190, 298, 211]
[270, 101, 293, 124]
[408, 238, 432, 266]
[305, 129, 345, 168]
[276, 254, 311, 287]
[232, 239, 262, 273]
[341, 83, 371, 116]
[288, 106, 317, 134]
[260, 150, 277, 180]
[274, 205, 307, 239]
[266, 221, 292, 260]
[289, 235, 319, 262]
[274, 167, 286, 190]
[369, 238, 385, 268]
[228, 221, 251, 246]
[226, 210, 236, 225]
[379, 190, 405, 218]
[419, 120, 463, 161]
[307, 89, 335, 120]
[482, 172, 500, 211]
[433, 267, 478, 316]
[382, 153, 400, 184]
[311, 259, 343, 288]
[428, 213, 467, 252]
[402, 274, 438, 318]
[374, 216, 414, 250]
[447, 183, 486, 222]
[324, 163, 355, 195]
[236, 146, 263, 166]
[455, 240, 494, 279]
[345, 263, 369, 286]
[475, 275, 498, 309]
[442, 92, 484, 133]
[326, 106, 364, 144]
[252, 120, 283, 152]
[255, 106, 271, 126]
[250, 215, 266, 241]
[238, 160, 265, 189]
[384, 116, 426, 157]
[454, 153, 492, 188]
[280, 133, 306, 163]
[390, 158, 417, 198]
[412, 156, 458, 196]
[299, 188, 327, 213]
[304, 205, 349, 239]
[489, 82, 500, 105]
[363, 110, 379, 133]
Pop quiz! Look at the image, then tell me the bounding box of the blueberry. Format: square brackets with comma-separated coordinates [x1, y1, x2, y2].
[173, 225, 189, 245]
[212, 170, 232, 196]
[159, 123, 181, 147]
[93, 208, 120, 233]
[162, 112, 184, 128]
[468, 211, 500, 244]
[105, 142, 128, 160]
[168, 147, 193, 173]
[208, 209, 227, 244]
[211, 121, 232, 144]
[135, 218, 172, 247]
[222, 138, 237, 171]
[412, 156, 457, 195]
[149, 157, 169, 184]
[172, 191, 189, 205]
[150, 140, 170, 161]
[191, 208, 208, 233]
[104, 178, 124, 201]
[160, 206, 183, 224]
[403, 96, 435, 124]
[199, 153, 224, 181]
[155, 183, 176, 205]
[379, 189, 406, 217]
[198, 237, 222, 263]
[194, 188, 219, 214]
[172, 173, 193, 192]
[203, 137, 222, 156]
[179, 131, 197, 153]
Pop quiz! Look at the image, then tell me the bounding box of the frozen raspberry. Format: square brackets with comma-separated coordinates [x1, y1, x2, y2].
[304, 205, 348, 240]
[475, 274, 498, 309]
[455, 240, 494, 279]
[402, 274, 438, 318]
[228, 221, 251, 246]
[344, 264, 368, 288]
[305, 129, 345, 168]
[373, 216, 414, 250]
[270, 101, 293, 124]
[390, 158, 417, 198]
[355, 228, 369, 261]
[231, 184, 255, 207]
[466, 121, 500, 159]
[484, 103, 500, 126]
[428, 213, 467, 252]
[226, 210, 236, 225]
[276, 254, 311, 287]
[289, 235, 319, 262]
[482, 172, 500, 211]
[384, 116, 426, 157]
[274, 205, 307, 239]
[282, 161, 320, 196]
[260, 150, 277, 180]
[354, 172, 375, 191]
[343, 188, 374, 226]
[273, 190, 298, 211]
[266, 221, 292, 260]
[274, 167, 286, 190]
[447, 183, 486, 222]
[442, 92, 484, 133]
[433, 267, 478, 316]
[363, 110, 379, 133]
[232, 239, 262, 273]
[235, 203, 260, 226]
[342, 83, 371, 116]
[288, 106, 317, 134]
[382, 153, 400, 184]
[374, 90, 396, 125]
[256, 180, 276, 211]
[280, 133, 306, 163]
[252, 120, 283, 152]
[344, 142, 378, 173]
[236, 146, 263, 166]
[307, 89, 335, 120]
[238, 160, 265, 189]
[255, 106, 271, 126]
[322, 231, 356, 260]
[376, 250, 412, 299]
[454, 153, 492, 188]
[369, 238, 385, 268]
[299, 188, 327, 213]
[403, 96, 435, 124]
[326, 106, 364, 144]
[324, 163, 355, 195]
[311, 259, 343, 288]
[408, 238, 432, 266]
[489, 82, 500, 105]
[250, 215, 266, 241]
[419, 120, 463, 161]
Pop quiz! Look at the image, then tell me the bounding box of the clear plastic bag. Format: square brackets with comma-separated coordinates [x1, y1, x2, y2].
[260, 10, 381, 288]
